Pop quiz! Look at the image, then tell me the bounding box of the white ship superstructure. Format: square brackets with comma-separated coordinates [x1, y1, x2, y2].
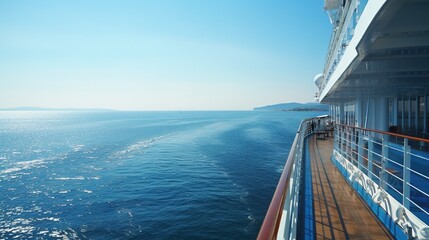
[319, 0, 429, 135]
[259, 1, 429, 239]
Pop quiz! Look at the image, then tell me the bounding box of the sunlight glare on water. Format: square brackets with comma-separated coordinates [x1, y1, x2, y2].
[0, 110, 322, 239]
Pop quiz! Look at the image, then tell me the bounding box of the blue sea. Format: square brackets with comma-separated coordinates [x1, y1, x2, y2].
[0, 111, 321, 239]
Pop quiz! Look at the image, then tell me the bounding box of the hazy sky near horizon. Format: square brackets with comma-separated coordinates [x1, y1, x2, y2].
[0, 0, 332, 110]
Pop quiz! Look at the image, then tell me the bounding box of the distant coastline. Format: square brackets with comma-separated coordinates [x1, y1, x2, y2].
[0, 105, 329, 112]
[254, 102, 329, 112]
[283, 107, 328, 112]
[0, 107, 114, 112]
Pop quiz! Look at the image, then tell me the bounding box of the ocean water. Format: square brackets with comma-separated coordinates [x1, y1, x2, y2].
[0, 111, 321, 239]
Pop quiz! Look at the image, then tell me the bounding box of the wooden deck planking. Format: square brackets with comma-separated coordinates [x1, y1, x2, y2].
[309, 136, 394, 240]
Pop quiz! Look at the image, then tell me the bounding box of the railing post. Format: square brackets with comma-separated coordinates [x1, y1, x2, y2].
[349, 127, 354, 164]
[358, 129, 364, 171]
[346, 126, 351, 160]
[403, 138, 411, 209]
[380, 135, 388, 190]
[334, 126, 338, 151]
[340, 126, 345, 154]
[367, 133, 373, 180]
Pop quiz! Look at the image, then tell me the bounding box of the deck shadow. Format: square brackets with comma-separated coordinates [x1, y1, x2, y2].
[308, 136, 394, 240]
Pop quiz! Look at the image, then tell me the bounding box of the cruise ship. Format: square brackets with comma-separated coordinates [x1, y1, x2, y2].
[258, 0, 429, 239]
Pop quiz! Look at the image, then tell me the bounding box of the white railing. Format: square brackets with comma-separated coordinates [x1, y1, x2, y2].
[334, 124, 429, 239]
[258, 116, 331, 240]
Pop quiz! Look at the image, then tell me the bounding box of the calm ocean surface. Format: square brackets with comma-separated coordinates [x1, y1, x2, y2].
[0, 110, 323, 239]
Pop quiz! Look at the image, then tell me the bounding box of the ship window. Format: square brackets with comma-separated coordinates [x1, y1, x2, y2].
[397, 99, 403, 131]
[395, 96, 428, 137]
[404, 99, 410, 132]
[345, 103, 355, 126]
[418, 96, 425, 133]
[336, 105, 341, 123]
[427, 96, 429, 134]
[388, 99, 394, 127]
[411, 98, 417, 131]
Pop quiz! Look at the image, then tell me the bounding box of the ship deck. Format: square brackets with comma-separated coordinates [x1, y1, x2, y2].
[307, 136, 394, 239]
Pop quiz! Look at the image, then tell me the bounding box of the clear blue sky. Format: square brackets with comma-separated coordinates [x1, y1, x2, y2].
[0, 0, 332, 110]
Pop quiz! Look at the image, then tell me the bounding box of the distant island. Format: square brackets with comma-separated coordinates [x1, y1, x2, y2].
[254, 102, 329, 112]
[0, 107, 114, 112]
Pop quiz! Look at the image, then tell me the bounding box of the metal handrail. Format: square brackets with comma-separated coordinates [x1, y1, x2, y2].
[333, 123, 429, 238]
[258, 116, 330, 239]
[336, 123, 429, 143]
[257, 132, 299, 240]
